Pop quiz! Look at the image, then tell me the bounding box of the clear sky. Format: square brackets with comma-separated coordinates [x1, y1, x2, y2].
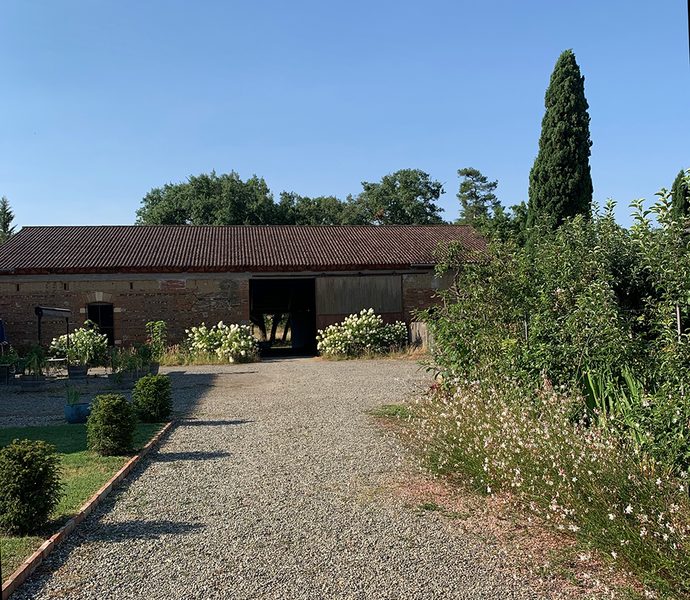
[1, 0, 689, 229]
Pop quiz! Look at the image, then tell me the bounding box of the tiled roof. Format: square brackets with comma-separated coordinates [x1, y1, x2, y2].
[0, 225, 485, 275]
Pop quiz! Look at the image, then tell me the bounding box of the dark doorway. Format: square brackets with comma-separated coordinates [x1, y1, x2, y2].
[87, 303, 115, 346]
[249, 279, 316, 356]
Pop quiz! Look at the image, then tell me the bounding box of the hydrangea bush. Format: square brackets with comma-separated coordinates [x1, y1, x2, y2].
[50, 321, 108, 367]
[316, 309, 407, 358]
[185, 321, 258, 363]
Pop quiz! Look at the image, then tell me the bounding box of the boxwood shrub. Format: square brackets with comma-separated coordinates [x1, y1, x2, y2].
[0, 439, 63, 535]
[87, 394, 137, 456]
[133, 374, 173, 422]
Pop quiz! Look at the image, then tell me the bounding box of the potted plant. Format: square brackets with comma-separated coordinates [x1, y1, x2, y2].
[146, 320, 167, 375]
[108, 347, 136, 388]
[64, 386, 92, 424]
[50, 321, 108, 380]
[0, 346, 20, 385]
[133, 343, 152, 380]
[19, 344, 47, 391]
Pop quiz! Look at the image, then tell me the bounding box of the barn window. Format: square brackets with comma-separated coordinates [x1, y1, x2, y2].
[87, 303, 115, 346]
[63, 283, 69, 291]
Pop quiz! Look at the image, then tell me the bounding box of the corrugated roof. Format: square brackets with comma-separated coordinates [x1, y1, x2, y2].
[0, 225, 485, 275]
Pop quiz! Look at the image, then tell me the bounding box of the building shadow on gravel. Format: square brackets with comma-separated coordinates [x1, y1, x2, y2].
[149, 450, 233, 462]
[179, 419, 252, 427]
[165, 371, 220, 419]
[87, 518, 206, 542]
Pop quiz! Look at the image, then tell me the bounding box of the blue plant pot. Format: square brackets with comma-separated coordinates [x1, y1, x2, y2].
[65, 403, 92, 424]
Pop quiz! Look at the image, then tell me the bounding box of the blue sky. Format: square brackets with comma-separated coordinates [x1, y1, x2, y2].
[1, 0, 688, 229]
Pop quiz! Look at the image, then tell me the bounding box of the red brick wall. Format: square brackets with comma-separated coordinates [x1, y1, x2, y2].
[0, 271, 449, 348]
[0, 277, 250, 347]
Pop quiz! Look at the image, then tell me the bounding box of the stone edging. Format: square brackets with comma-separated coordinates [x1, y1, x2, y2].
[1, 420, 177, 600]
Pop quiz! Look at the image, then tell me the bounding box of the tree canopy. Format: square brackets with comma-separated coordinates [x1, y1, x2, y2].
[456, 167, 499, 225]
[527, 49, 593, 230]
[135, 171, 277, 225]
[277, 192, 345, 225]
[135, 169, 447, 226]
[348, 169, 445, 225]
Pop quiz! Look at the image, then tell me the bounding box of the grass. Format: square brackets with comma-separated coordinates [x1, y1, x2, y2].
[0, 422, 166, 580]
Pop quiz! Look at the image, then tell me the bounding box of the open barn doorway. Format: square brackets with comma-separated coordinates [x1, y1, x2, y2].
[249, 278, 317, 356]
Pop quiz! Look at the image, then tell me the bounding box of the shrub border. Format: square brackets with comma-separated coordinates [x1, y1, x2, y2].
[1, 420, 176, 600]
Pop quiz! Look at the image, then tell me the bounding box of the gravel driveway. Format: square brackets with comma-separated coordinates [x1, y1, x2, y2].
[13, 358, 540, 599]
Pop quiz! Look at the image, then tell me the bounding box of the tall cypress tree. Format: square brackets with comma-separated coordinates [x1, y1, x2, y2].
[670, 169, 689, 223]
[527, 49, 593, 230]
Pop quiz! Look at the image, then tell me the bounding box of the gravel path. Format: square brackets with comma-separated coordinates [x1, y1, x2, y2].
[13, 358, 540, 599]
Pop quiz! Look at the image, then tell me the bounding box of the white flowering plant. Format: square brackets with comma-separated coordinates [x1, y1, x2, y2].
[316, 309, 407, 358]
[50, 321, 108, 367]
[185, 321, 258, 363]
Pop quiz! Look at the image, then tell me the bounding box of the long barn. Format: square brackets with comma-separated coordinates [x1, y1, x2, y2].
[0, 225, 483, 353]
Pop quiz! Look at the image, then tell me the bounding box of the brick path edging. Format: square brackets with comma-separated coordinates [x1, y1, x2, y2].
[1, 420, 177, 600]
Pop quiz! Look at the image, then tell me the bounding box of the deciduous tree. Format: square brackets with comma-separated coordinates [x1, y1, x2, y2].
[278, 192, 345, 225]
[349, 169, 445, 225]
[135, 171, 277, 225]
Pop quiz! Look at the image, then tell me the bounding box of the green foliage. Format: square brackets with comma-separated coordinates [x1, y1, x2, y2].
[135, 168, 450, 226]
[528, 49, 593, 230]
[0, 196, 16, 245]
[22, 344, 47, 376]
[0, 439, 63, 535]
[316, 309, 408, 357]
[456, 167, 499, 225]
[133, 374, 173, 423]
[420, 183, 690, 596]
[86, 394, 138, 456]
[50, 320, 108, 367]
[65, 385, 82, 407]
[278, 192, 345, 225]
[348, 169, 446, 225]
[0, 345, 20, 365]
[135, 170, 277, 225]
[670, 168, 689, 225]
[369, 404, 416, 419]
[146, 320, 167, 361]
[426, 192, 690, 474]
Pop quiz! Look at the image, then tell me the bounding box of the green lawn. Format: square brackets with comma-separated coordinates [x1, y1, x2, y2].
[0, 422, 166, 579]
